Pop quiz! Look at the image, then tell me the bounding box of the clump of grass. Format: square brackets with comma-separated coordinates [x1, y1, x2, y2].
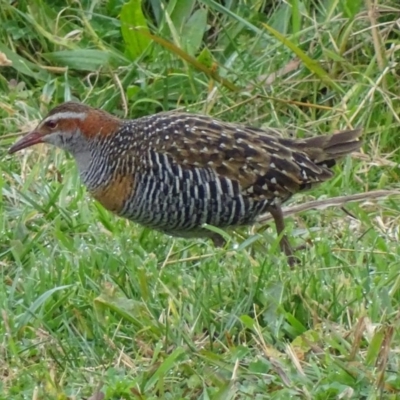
[1, 0, 400, 398]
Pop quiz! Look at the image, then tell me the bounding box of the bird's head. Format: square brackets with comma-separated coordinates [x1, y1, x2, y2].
[8, 102, 120, 156]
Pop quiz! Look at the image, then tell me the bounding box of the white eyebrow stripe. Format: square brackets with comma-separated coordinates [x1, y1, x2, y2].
[43, 111, 87, 123]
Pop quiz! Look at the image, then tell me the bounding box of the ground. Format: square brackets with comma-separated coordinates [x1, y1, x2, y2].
[1, 0, 400, 399]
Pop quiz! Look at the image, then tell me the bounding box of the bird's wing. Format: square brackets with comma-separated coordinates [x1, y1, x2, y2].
[134, 113, 332, 201]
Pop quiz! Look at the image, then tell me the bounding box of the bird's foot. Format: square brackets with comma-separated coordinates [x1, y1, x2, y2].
[211, 233, 226, 248]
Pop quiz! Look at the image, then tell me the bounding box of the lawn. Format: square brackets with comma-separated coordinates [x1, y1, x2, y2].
[1, 0, 400, 399]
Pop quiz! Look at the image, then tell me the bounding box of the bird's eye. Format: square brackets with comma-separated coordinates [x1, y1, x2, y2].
[45, 120, 58, 129]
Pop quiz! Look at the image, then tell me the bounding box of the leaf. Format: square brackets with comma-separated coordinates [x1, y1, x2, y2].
[182, 8, 208, 56]
[93, 285, 159, 333]
[365, 327, 385, 366]
[240, 315, 255, 329]
[197, 47, 214, 68]
[169, 0, 196, 30]
[94, 292, 144, 325]
[120, 0, 152, 60]
[126, 85, 141, 100]
[248, 359, 270, 374]
[43, 50, 120, 71]
[262, 23, 344, 93]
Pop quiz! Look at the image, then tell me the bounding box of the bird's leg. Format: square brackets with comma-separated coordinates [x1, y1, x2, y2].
[268, 204, 298, 267]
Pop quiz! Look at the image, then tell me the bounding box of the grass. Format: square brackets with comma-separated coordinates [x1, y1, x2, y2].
[1, 0, 400, 398]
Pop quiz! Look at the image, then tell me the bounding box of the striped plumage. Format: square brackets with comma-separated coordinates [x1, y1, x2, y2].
[9, 102, 362, 265]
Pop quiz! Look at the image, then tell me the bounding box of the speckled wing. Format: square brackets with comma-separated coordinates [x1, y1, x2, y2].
[134, 113, 347, 202]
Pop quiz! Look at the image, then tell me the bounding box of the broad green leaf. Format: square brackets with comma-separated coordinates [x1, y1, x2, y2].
[262, 23, 344, 93]
[126, 85, 141, 100]
[43, 50, 120, 71]
[93, 283, 163, 335]
[147, 0, 164, 24]
[365, 327, 385, 366]
[182, 8, 208, 55]
[197, 47, 214, 68]
[120, 0, 152, 60]
[170, 0, 196, 30]
[94, 290, 151, 327]
[240, 315, 255, 329]
[249, 359, 271, 374]
[268, 1, 291, 34]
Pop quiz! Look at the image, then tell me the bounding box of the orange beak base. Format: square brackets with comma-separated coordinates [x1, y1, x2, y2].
[8, 131, 44, 154]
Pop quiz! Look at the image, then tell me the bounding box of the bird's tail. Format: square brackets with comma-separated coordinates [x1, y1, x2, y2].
[294, 128, 362, 167]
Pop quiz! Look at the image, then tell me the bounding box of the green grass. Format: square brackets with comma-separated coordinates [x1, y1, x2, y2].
[1, 0, 400, 398]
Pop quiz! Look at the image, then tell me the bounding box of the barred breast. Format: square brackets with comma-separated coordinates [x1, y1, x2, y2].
[120, 151, 269, 237]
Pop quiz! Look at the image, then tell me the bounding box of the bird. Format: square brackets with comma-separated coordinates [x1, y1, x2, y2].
[8, 102, 362, 265]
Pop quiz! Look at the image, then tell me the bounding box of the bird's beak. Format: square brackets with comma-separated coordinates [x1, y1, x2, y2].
[8, 130, 44, 154]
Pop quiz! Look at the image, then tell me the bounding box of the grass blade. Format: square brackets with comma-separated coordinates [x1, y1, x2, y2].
[262, 22, 344, 93]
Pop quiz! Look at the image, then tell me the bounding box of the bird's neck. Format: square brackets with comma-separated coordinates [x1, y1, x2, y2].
[72, 120, 137, 191]
[74, 148, 93, 177]
[75, 144, 108, 191]
[74, 134, 128, 193]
